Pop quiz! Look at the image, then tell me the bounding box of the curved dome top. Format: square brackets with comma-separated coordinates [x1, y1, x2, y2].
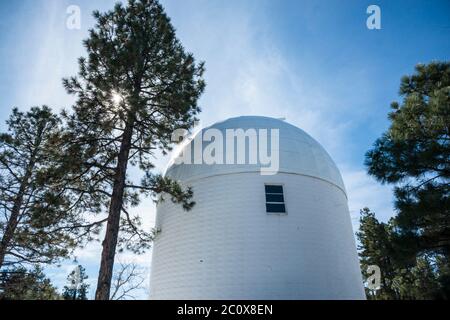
[166, 116, 346, 193]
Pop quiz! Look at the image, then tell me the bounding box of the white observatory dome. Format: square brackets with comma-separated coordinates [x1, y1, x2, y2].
[166, 116, 346, 192]
[150, 116, 365, 300]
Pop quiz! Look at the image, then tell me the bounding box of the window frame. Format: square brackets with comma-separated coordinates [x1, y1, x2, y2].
[264, 183, 287, 215]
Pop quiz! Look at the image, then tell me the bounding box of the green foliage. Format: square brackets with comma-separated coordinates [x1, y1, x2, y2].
[365, 62, 449, 257]
[0, 266, 60, 300]
[62, 265, 90, 300]
[357, 208, 399, 299]
[362, 61, 449, 300]
[391, 256, 443, 300]
[61, 0, 205, 298]
[0, 106, 92, 269]
[358, 208, 449, 299]
[62, 0, 204, 255]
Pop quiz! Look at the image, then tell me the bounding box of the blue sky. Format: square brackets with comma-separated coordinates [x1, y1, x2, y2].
[0, 0, 449, 298]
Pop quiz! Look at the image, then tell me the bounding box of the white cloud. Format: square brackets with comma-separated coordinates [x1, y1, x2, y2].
[342, 167, 395, 227]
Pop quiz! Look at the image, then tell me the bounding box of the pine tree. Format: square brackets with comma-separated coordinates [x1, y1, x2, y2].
[357, 208, 399, 299]
[62, 0, 205, 299]
[365, 62, 450, 297]
[0, 266, 60, 300]
[365, 62, 449, 257]
[357, 208, 446, 299]
[0, 106, 91, 270]
[62, 265, 89, 300]
[391, 255, 443, 300]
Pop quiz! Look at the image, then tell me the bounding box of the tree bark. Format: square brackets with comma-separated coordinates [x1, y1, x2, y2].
[95, 119, 134, 300]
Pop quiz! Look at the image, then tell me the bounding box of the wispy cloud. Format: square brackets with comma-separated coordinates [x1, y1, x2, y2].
[342, 168, 395, 225]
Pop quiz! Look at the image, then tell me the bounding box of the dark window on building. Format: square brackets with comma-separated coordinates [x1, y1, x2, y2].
[265, 185, 286, 213]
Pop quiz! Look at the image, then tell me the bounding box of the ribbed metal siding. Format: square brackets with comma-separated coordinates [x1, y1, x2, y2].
[149, 172, 365, 300]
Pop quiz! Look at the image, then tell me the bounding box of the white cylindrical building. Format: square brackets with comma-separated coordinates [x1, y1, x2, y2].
[149, 116, 365, 300]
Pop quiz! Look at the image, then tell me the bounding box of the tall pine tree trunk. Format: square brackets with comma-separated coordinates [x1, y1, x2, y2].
[95, 119, 134, 300]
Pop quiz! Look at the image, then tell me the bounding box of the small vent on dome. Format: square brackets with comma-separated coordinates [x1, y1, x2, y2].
[265, 185, 286, 214]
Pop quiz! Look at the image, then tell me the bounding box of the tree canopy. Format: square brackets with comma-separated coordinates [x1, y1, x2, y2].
[362, 61, 450, 299]
[0, 106, 91, 270]
[0, 266, 60, 300]
[62, 265, 90, 300]
[365, 62, 449, 258]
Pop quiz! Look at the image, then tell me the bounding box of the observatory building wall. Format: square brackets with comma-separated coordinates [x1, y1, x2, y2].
[150, 171, 365, 299]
